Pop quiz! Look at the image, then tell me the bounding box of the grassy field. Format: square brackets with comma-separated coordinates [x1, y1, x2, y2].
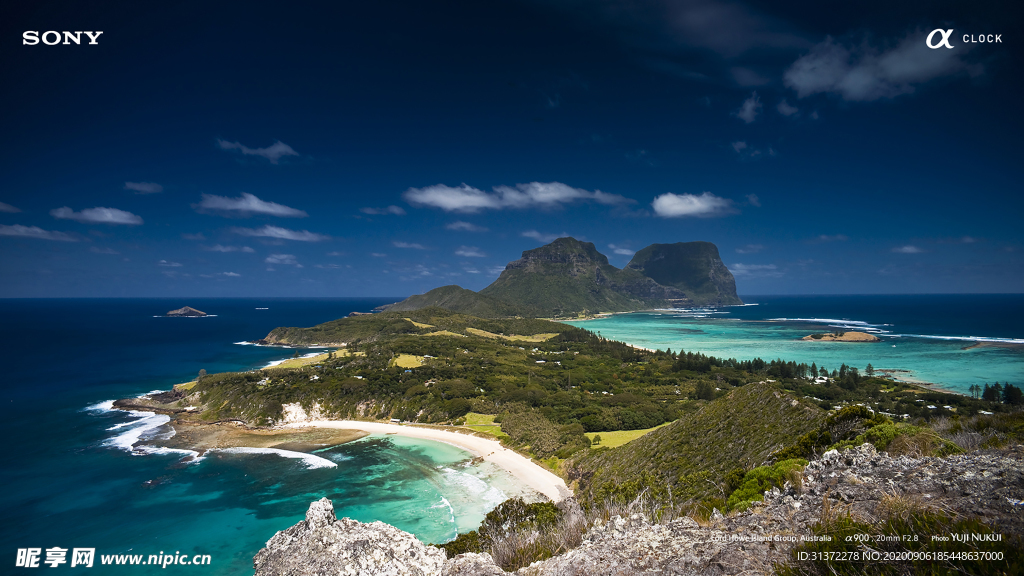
[465, 327, 559, 342]
[404, 318, 435, 329]
[585, 421, 674, 448]
[424, 330, 465, 337]
[391, 354, 424, 368]
[462, 412, 510, 440]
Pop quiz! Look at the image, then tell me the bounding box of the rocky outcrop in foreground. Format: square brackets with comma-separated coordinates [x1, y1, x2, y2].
[255, 444, 1023, 575]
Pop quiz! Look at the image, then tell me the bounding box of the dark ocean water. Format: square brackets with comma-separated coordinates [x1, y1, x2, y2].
[0, 295, 1020, 573]
[0, 299, 527, 574]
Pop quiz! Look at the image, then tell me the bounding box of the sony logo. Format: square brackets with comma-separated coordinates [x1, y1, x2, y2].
[23, 31, 104, 45]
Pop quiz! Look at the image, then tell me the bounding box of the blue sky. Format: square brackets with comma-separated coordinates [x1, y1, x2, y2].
[1, 0, 1021, 298]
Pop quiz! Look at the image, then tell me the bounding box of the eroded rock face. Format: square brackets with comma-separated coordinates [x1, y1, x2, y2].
[255, 445, 1024, 576]
[254, 498, 446, 576]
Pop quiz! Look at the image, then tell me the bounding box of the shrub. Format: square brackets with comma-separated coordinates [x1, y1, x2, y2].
[726, 459, 807, 512]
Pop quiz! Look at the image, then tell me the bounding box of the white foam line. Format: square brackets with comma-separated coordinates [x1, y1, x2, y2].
[82, 400, 115, 412]
[901, 334, 1024, 344]
[104, 412, 172, 451]
[771, 317, 883, 327]
[138, 445, 205, 464]
[214, 447, 338, 469]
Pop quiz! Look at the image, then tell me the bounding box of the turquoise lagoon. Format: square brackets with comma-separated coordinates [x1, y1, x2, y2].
[565, 294, 1024, 394]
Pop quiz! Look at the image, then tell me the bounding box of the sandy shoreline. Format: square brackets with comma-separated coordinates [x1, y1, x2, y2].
[281, 420, 572, 502]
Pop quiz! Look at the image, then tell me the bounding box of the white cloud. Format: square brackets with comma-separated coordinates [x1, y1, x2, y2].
[217, 139, 299, 164]
[265, 254, 301, 266]
[730, 263, 782, 277]
[181, 233, 205, 241]
[370, 252, 387, 258]
[222, 272, 241, 277]
[195, 192, 307, 217]
[446, 221, 488, 232]
[158, 260, 182, 267]
[736, 244, 764, 254]
[651, 192, 734, 218]
[360, 206, 406, 215]
[735, 92, 762, 123]
[90, 246, 119, 254]
[608, 243, 635, 256]
[455, 246, 486, 257]
[393, 241, 426, 250]
[746, 193, 761, 207]
[124, 181, 163, 194]
[784, 32, 981, 102]
[404, 181, 631, 213]
[326, 251, 344, 256]
[777, 99, 799, 116]
[960, 236, 978, 244]
[522, 230, 569, 243]
[731, 141, 748, 153]
[0, 224, 77, 241]
[892, 245, 924, 254]
[232, 225, 329, 242]
[0, 201, 22, 213]
[204, 244, 254, 253]
[51, 206, 143, 225]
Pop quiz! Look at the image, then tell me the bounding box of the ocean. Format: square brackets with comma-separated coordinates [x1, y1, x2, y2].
[0, 295, 1020, 573]
[0, 299, 529, 574]
[565, 294, 1024, 394]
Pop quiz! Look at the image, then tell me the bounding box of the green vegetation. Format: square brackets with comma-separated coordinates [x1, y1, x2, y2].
[463, 412, 509, 440]
[479, 238, 655, 316]
[725, 458, 807, 512]
[439, 498, 563, 570]
[381, 285, 540, 318]
[566, 382, 825, 506]
[583, 422, 671, 448]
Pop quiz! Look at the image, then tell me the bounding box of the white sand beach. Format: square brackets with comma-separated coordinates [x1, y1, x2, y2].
[281, 420, 572, 502]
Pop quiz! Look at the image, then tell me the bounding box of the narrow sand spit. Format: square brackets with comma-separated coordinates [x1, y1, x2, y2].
[281, 420, 572, 502]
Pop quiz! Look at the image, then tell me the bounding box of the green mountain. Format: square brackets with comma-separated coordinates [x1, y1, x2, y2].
[566, 382, 824, 504]
[625, 242, 742, 306]
[479, 238, 662, 316]
[378, 285, 537, 318]
[381, 237, 741, 317]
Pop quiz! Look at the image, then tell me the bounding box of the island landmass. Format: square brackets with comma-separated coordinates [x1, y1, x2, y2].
[801, 331, 881, 342]
[166, 306, 208, 317]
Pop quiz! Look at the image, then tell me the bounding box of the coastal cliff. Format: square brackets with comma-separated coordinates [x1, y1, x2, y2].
[255, 444, 1024, 575]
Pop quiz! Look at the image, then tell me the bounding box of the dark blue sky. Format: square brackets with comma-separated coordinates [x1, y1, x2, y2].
[2, 0, 1021, 298]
